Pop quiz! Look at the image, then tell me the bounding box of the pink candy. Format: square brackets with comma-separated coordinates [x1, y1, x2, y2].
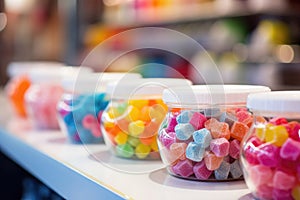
[273, 171, 296, 190]
[249, 165, 273, 187]
[171, 159, 194, 178]
[193, 160, 212, 180]
[210, 138, 229, 157]
[189, 112, 206, 130]
[82, 114, 101, 137]
[229, 139, 240, 159]
[257, 143, 280, 167]
[280, 138, 300, 161]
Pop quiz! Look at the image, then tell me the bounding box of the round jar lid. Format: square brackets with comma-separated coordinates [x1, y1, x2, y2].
[106, 78, 192, 99]
[28, 66, 93, 84]
[63, 72, 142, 93]
[163, 85, 271, 106]
[7, 61, 64, 78]
[247, 91, 300, 114]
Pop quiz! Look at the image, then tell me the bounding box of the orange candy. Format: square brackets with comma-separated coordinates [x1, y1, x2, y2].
[231, 121, 249, 141]
[7, 76, 31, 117]
[204, 151, 223, 171]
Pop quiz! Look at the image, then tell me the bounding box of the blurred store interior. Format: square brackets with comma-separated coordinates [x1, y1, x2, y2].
[0, 0, 300, 89]
[0, 0, 300, 199]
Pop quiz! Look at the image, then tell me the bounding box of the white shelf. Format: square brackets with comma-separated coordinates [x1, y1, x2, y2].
[0, 96, 252, 200]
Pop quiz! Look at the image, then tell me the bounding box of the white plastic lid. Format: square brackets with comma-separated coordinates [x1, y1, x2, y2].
[28, 66, 93, 84]
[7, 61, 64, 78]
[107, 78, 192, 99]
[63, 72, 142, 93]
[163, 85, 271, 106]
[247, 91, 300, 115]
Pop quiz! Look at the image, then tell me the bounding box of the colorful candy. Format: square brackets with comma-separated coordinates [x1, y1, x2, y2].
[158, 107, 247, 180]
[242, 119, 300, 200]
[102, 98, 167, 159]
[57, 93, 108, 143]
[26, 84, 63, 129]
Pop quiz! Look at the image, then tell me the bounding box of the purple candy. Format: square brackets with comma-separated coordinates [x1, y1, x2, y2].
[166, 115, 178, 132]
[159, 129, 176, 149]
[193, 160, 212, 180]
[171, 159, 194, 178]
[210, 138, 230, 157]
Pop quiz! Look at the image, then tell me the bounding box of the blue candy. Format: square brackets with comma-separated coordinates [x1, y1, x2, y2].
[193, 128, 212, 148]
[175, 123, 195, 140]
[204, 108, 221, 118]
[218, 112, 237, 127]
[185, 142, 205, 162]
[230, 159, 243, 179]
[214, 160, 230, 180]
[176, 110, 194, 124]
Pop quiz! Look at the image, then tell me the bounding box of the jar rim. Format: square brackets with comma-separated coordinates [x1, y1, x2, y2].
[62, 72, 141, 93]
[7, 61, 64, 78]
[162, 84, 270, 105]
[106, 78, 192, 99]
[247, 91, 300, 114]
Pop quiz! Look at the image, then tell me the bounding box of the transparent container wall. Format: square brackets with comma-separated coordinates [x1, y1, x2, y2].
[57, 92, 109, 144]
[157, 104, 250, 181]
[25, 83, 63, 129]
[101, 98, 167, 160]
[241, 116, 300, 200]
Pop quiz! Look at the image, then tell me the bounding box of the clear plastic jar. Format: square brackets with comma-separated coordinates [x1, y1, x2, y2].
[57, 72, 142, 144]
[241, 91, 300, 200]
[5, 62, 64, 118]
[25, 66, 92, 129]
[101, 78, 192, 160]
[158, 85, 270, 181]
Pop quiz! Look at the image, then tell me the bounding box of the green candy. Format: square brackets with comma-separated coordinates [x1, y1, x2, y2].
[127, 136, 140, 147]
[116, 143, 134, 158]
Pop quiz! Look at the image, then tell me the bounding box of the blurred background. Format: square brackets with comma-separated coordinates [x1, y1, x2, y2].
[0, 0, 300, 89]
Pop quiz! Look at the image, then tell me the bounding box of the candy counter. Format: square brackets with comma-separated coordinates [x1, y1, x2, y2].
[0, 93, 251, 200]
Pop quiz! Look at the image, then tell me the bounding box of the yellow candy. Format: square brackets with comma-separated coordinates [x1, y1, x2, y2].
[114, 131, 128, 145]
[155, 99, 168, 111]
[128, 99, 149, 109]
[125, 105, 140, 122]
[135, 143, 151, 159]
[103, 120, 114, 130]
[255, 124, 267, 141]
[150, 140, 159, 151]
[107, 107, 121, 119]
[265, 125, 288, 147]
[149, 104, 167, 122]
[128, 120, 145, 137]
[292, 185, 300, 200]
